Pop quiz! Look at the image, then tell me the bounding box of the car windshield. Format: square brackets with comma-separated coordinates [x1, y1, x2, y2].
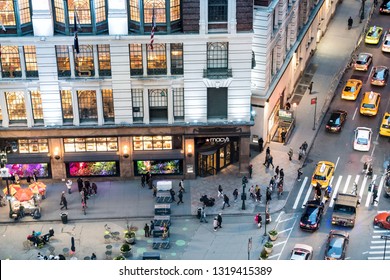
[291, 251, 307, 260]
[314, 174, 326, 180]
[368, 29, 379, 37]
[362, 103, 375, 109]
[334, 205, 356, 214]
[344, 86, 355, 92]
[302, 206, 319, 224]
[373, 70, 385, 79]
[329, 115, 341, 125]
[327, 237, 343, 258]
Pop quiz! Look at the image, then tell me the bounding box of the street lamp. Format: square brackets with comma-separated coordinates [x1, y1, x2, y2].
[241, 176, 248, 210]
[0, 150, 12, 217]
[360, 0, 366, 23]
[381, 235, 390, 260]
[263, 189, 270, 237]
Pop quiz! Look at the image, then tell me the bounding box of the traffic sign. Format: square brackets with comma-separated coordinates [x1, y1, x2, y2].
[311, 97, 317, 105]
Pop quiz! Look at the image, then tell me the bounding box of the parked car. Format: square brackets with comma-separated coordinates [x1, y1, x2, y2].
[290, 244, 314, 260]
[326, 110, 347, 132]
[353, 127, 372, 151]
[324, 230, 349, 260]
[379, 112, 390, 137]
[354, 52, 373, 71]
[341, 79, 362, 100]
[365, 26, 383, 45]
[300, 200, 324, 231]
[370, 66, 389, 86]
[373, 212, 390, 229]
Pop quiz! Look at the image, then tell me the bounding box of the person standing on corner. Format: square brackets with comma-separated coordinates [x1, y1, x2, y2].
[60, 191, 68, 210]
[279, 168, 285, 181]
[149, 220, 155, 236]
[217, 213, 223, 228]
[258, 137, 264, 153]
[281, 129, 286, 143]
[302, 141, 308, 155]
[288, 148, 293, 161]
[170, 188, 176, 202]
[144, 223, 150, 237]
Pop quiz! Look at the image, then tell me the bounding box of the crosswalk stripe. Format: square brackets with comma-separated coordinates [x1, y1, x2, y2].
[329, 176, 342, 208]
[293, 177, 308, 209]
[368, 250, 390, 254]
[368, 256, 390, 259]
[377, 175, 386, 200]
[365, 175, 377, 207]
[359, 175, 367, 201]
[342, 175, 351, 193]
[301, 181, 313, 208]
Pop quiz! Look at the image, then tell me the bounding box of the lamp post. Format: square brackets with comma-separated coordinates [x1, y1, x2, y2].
[263, 190, 270, 237]
[381, 235, 390, 260]
[241, 176, 248, 210]
[360, 0, 366, 23]
[0, 150, 12, 217]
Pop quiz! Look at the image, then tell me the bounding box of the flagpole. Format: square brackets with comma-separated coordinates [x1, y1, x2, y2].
[150, 5, 156, 50]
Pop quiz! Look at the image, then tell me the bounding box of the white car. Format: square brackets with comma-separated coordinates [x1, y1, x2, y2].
[290, 244, 313, 260]
[382, 34, 390, 53]
[354, 127, 372, 151]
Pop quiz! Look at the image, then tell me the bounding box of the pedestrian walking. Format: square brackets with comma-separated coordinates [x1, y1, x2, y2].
[32, 171, 38, 182]
[298, 146, 304, 160]
[269, 176, 276, 191]
[254, 213, 262, 228]
[144, 223, 150, 237]
[200, 206, 208, 223]
[177, 189, 184, 205]
[222, 194, 230, 209]
[263, 153, 270, 166]
[149, 220, 155, 236]
[302, 141, 308, 154]
[213, 217, 218, 231]
[266, 188, 272, 203]
[266, 147, 270, 156]
[170, 188, 176, 202]
[268, 155, 275, 169]
[233, 188, 239, 202]
[288, 148, 293, 161]
[179, 179, 185, 193]
[279, 168, 284, 180]
[141, 174, 146, 188]
[91, 182, 97, 195]
[372, 185, 378, 205]
[315, 184, 322, 200]
[275, 166, 280, 178]
[248, 164, 253, 178]
[217, 185, 223, 197]
[255, 188, 262, 202]
[66, 179, 72, 194]
[26, 175, 31, 184]
[258, 137, 264, 153]
[60, 191, 67, 210]
[249, 185, 255, 199]
[297, 167, 303, 181]
[281, 129, 286, 143]
[217, 213, 223, 228]
[77, 177, 83, 192]
[152, 184, 157, 197]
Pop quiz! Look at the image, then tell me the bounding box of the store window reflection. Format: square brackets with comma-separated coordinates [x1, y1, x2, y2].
[97, 44, 111, 76]
[61, 90, 73, 123]
[24, 45, 38, 78]
[5, 91, 27, 122]
[74, 45, 94, 77]
[0, 45, 21, 78]
[147, 43, 166, 75]
[56, 45, 71, 77]
[0, 0, 33, 35]
[31, 90, 43, 123]
[102, 89, 114, 123]
[77, 90, 97, 123]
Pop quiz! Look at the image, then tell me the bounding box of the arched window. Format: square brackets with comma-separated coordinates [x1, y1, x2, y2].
[129, 0, 182, 34]
[77, 90, 97, 122]
[149, 88, 168, 122]
[5, 91, 26, 122]
[0, 45, 22, 78]
[207, 42, 228, 69]
[0, 0, 33, 36]
[52, 0, 108, 35]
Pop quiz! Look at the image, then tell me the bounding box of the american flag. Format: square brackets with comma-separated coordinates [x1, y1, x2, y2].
[1, 22, 6, 32]
[150, 6, 156, 50]
[73, 11, 79, 54]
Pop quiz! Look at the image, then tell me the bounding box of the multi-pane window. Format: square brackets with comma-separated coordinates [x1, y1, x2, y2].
[5, 91, 26, 121]
[147, 43, 166, 75]
[0, 0, 16, 25]
[53, 0, 65, 23]
[24, 46, 38, 78]
[56, 45, 71, 77]
[173, 88, 184, 121]
[102, 89, 114, 122]
[170, 43, 183, 75]
[68, 0, 91, 25]
[0, 46, 21, 78]
[131, 89, 144, 122]
[60, 90, 73, 122]
[95, 0, 106, 23]
[149, 89, 168, 121]
[18, 139, 49, 153]
[63, 137, 118, 152]
[97, 44, 111, 76]
[129, 0, 140, 22]
[30, 90, 43, 121]
[77, 90, 97, 122]
[74, 45, 94, 77]
[133, 136, 172, 151]
[144, 0, 166, 24]
[170, 0, 180, 21]
[18, 0, 32, 25]
[129, 44, 143, 75]
[208, 0, 228, 22]
[207, 42, 228, 69]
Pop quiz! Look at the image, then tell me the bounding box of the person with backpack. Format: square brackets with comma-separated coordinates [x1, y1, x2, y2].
[222, 194, 230, 209]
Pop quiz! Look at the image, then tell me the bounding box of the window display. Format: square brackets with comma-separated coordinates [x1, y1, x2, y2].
[64, 137, 118, 152]
[135, 159, 182, 175]
[6, 163, 49, 178]
[18, 139, 49, 154]
[68, 161, 118, 177]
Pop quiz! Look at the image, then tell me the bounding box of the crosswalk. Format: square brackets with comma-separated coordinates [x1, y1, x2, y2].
[292, 174, 387, 209]
[367, 226, 390, 260]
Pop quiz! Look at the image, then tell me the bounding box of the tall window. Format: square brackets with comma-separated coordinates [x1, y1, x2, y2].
[0, 45, 21, 78]
[132, 89, 144, 123]
[60, 90, 73, 123]
[149, 89, 167, 122]
[170, 0, 180, 21]
[207, 42, 228, 69]
[24, 45, 38, 78]
[144, 0, 166, 24]
[95, 0, 106, 23]
[97, 44, 111, 76]
[129, 44, 143, 75]
[102, 89, 114, 122]
[173, 88, 184, 121]
[77, 90, 97, 122]
[74, 45, 94, 77]
[56, 45, 71, 77]
[147, 43, 166, 75]
[5, 91, 26, 122]
[68, 0, 91, 25]
[208, 0, 228, 22]
[0, 0, 33, 35]
[19, 0, 32, 24]
[171, 43, 183, 75]
[30, 90, 43, 122]
[0, 0, 16, 25]
[129, 0, 140, 22]
[53, 0, 65, 23]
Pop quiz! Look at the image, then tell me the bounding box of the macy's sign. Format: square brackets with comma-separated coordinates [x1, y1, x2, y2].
[206, 137, 230, 144]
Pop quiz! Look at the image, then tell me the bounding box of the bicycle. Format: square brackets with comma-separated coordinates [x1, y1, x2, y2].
[104, 224, 121, 241]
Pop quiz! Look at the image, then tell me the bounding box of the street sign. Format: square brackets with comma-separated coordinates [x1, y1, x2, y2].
[311, 97, 317, 105]
[0, 167, 10, 178]
[381, 235, 390, 240]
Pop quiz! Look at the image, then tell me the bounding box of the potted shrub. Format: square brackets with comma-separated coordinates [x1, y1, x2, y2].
[120, 243, 132, 258]
[268, 229, 278, 241]
[259, 248, 268, 260]
[113, 255, 125, 260]
[264, 241, 273, 254]
[124, 231, 136, 244]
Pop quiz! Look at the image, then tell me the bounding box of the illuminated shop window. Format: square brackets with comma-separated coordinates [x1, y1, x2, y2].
[170, 43, 183, 75]
[77, 90, 97, 122]
[147, 43, 166, 75]
[55, 45, 71, 77]
[0, 0, 33, 35]
[133, 136, 172, 151]
[129, 43, 143, 76]
[0, 45, 22, 78]
[131, 89, 144, 123]
[68, 161, 118, 177]
[102, 89, 114, 122]
[149, 89, 167, 122]
[30, 90, 43, 122]
[97, 44, 111, 76]
[74, 45, 94, 77]
[63, 137, 118, 152]
[23, 45, 38, 78]
[18, 138, 49, 153]
[173, 88, 184, 121]
[60, 90, 73, 122]
[5, 91, 26, 121]
[208, 0, 228, 22]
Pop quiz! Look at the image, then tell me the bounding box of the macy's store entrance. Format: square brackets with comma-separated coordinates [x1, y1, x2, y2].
[195, 137, 239, 177]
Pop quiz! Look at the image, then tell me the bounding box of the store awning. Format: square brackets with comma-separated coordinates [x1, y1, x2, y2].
[6, 153, 50, 164]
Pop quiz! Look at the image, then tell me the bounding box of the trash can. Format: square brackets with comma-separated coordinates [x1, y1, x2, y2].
[60, 212, 68, 224]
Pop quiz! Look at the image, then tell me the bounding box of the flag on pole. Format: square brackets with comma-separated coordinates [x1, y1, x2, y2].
[150, 6, 156, 50]
[73, 11, 80, 54]
[1, 22, 6, 32]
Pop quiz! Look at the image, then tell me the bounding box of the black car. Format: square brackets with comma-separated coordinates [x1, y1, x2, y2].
[299, 200, 324, 231]
[324, 230, 349, 260]
[325, 110, 347, 132]
[380, 0, 390, 14]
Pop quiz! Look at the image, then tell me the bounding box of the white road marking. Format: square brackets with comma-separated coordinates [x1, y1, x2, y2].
[329, 176, 342, 208]
[275, 211, 284, 223]
[352, 107, 358, 120]
[376, 175, 386, 200]
[301, 182, 313, 208]
[365, 175, 377, 207]
[359, 175, 368, 201]
[370, 142, 376, 157]
[343, 175, 351, 193]
[368, 256, 390, 260]
[277, 217, 297, 260]
[334, 157, 340, 170]
[293, 177, 308, 209]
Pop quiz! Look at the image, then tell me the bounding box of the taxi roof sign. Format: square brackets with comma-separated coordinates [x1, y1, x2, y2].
[319, 163, 326, 173]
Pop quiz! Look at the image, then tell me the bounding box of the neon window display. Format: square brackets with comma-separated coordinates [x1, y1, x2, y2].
[135, 160, 182, 175]
[68, 161, 118, 177]
[5, 163, 50, 178]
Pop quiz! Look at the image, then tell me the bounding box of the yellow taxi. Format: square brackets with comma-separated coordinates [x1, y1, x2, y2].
[365, 26, 383, 45]
[379, 112, 390, 136]
[341, 79, 362, 100]
[360, 91, 381, 116]
[311, 161, 335, 189]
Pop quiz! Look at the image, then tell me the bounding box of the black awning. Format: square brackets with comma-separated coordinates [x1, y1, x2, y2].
[199, 149, 218, 156]
[6, 153, 50, 164]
